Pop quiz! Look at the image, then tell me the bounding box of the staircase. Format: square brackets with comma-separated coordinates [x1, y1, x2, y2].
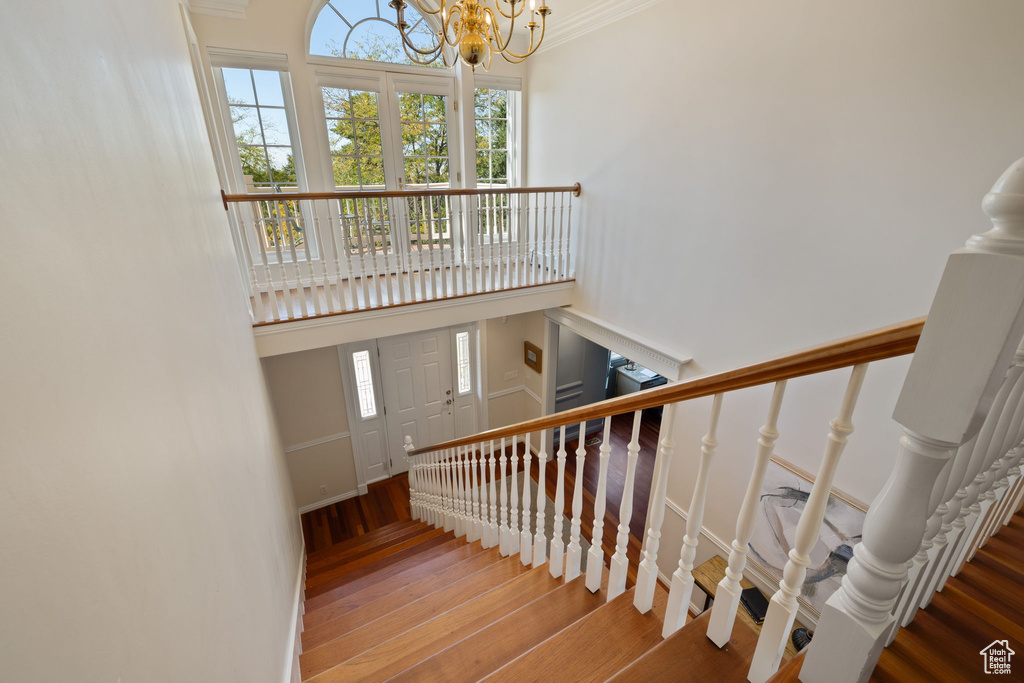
[299, 517, 682, 682]
[772, 503, 1024, 682]
[300, 496, 1024, 682]
[295, 159, 1024, 682]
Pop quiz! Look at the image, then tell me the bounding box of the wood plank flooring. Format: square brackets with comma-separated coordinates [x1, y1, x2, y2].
[301, 477, 410, 555]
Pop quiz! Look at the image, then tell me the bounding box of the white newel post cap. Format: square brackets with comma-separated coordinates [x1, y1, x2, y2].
[973, 157, 1024, 254]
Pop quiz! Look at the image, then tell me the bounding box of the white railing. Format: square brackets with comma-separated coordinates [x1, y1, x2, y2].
[403, 157, 1024, 682]
[222, 184, 580, 324]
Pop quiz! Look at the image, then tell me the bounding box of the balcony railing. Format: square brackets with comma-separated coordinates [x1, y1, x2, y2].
[221, 184, 581, 324]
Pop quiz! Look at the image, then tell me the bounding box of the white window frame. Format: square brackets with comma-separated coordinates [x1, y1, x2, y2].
[473, 75, 522, 189]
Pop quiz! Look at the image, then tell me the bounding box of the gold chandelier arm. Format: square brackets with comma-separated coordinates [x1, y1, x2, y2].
[492, 0, 526, 21]
[497, 15, 547, 63]
[482, 6, 515, 53]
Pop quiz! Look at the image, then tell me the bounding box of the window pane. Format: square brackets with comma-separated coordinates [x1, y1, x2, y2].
[352, 350, 378, 419]
[310, 1, 443, 68]
[223, 68, 299, 193]
[259, 108, 292, 146]
[474, 87, 515, 188]
[322, 87, 385, 190]
[252, 70, 285, 107]
[222, 68, 256, 105]
[456, 332, 471, 394]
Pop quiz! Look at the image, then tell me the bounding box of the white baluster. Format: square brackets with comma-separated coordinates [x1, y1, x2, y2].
[749, 365, 867, 683]
[566, 421, 587, 582]
[533, 439, 548, 567]
[586, 417, 613, 592]
[664, 394, 724, 636]
[550, 425, 568, 579]
[635, 403, 676, 613]
[708, 382, 786, 646]
[467, 445, 480, 542]
[441, 448, 454, 532]
[520, 432, 533, 565]
[474, 444, 486, 543]
[509, 434, 521, 554]
[609, 410, 643, 601]
[488, 440, 499, 548]
[566, 192, 575, 278]
[499, 437, 510, 556]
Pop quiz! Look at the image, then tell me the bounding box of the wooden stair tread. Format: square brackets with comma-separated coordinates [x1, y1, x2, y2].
[304, 535, 468, 611]
[484, 584, 669, 682]
[611, 610, 759, 682]
[306, 527, 449, 592]
[306, 519, 419, 564]
[391, 575, 607, 682]
[972, 546, 1024, 587]
[300, 553, 530, 678]
[303, 540, 498, 647]
[306, 565, 563, 682]
[306, 522, 429, 573]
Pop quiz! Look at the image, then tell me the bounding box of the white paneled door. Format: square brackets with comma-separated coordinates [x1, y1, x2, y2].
[377, 328, 454, 475]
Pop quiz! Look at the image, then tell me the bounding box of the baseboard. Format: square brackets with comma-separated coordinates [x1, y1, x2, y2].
[283, 540, 306, 683]
[298, 489, 360, 514]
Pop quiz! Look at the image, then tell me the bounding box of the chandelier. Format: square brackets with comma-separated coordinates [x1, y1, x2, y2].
[389, 0, 552, 70]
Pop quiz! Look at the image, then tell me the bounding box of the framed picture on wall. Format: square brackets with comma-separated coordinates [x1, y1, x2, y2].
[745, 455, 868, 617]
[524, 341, 542, 373]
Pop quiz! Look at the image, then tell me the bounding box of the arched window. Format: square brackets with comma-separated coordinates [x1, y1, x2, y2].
[309, 0, 442, 68]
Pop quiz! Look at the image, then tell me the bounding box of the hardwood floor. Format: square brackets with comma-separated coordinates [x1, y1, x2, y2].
[301, 477, 411, 555]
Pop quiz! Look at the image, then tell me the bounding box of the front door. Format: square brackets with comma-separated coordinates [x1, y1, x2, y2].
[378, 328, 456, 475]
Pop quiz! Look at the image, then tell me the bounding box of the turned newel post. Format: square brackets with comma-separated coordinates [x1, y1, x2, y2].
[404, 436, 417, 519]
[801, 158, 1024, 683]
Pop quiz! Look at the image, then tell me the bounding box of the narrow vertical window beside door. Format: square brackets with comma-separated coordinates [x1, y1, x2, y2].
[352, 350, 378, 418]
[456, 331, 472, 394]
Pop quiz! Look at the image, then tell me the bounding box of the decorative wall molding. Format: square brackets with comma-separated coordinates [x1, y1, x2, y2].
[522, 385, 543, 405]
[298, 489, 359, 514]
[487, 386, 527, 400]
[487, 385, 543, 405]
[537, 0, 667, 54]
[189, 0, 250, 19]
[545, 307, 691, 380]
[284, 431, 351, 454]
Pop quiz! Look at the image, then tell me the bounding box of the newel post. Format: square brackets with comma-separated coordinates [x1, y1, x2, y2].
[404, 436, 418, 520]
[800, 158, 1024, 683]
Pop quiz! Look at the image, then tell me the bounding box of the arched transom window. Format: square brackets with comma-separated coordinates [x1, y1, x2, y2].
[309, 0, 441, 67]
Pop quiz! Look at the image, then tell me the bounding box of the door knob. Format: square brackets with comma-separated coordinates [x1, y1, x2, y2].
[445, 399, 452, 405]
[446, 389, 452, 395]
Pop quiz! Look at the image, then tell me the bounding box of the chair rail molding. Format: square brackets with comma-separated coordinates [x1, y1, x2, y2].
[283, 431, 351, 454]
[545, 307, 691, 380]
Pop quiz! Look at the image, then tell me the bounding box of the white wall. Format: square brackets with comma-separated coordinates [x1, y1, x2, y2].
[263, 347, 359, 511]
[485, 311, 546, 427]
[0, 2, 302, 681]
[526, 0, 1024, 583]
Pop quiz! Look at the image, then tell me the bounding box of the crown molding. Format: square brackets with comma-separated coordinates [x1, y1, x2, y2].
[537, 0, 667, 54]
[189, 0, 250, 19]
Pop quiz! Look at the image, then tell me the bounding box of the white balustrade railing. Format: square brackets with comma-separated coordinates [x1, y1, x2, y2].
[402, 158, 1024, 683]
[222, 184, 580, 324]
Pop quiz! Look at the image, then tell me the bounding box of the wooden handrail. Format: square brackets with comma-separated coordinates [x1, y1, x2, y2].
[409, 316, 926, 455]
[220, 183, 581, 208]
